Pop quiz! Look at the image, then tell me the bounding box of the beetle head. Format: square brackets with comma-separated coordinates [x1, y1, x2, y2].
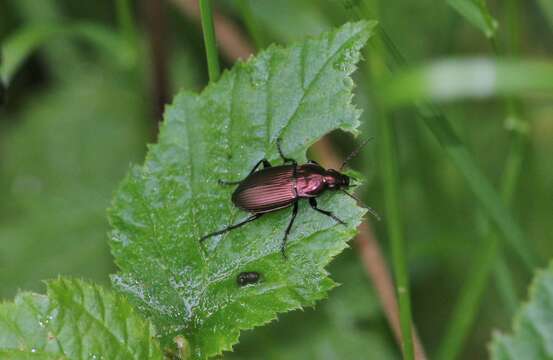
[325, 169, 350, 189]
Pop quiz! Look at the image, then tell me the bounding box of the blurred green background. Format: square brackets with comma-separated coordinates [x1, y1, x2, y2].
[1, 0, 552, 359]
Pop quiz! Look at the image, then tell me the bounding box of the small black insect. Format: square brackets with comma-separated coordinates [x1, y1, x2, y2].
[237, 271, 261, 286]
[201, 138, 379, 257]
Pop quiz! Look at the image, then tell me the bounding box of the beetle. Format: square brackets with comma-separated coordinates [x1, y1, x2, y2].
[237, 271, 261, 286]
[200, 138, 379, 257]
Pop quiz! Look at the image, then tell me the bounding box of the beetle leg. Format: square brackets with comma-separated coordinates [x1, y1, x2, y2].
[200, 214, 263, 242]
[276, 138, 297, 165]
[218, 159, 272, 185]
[218, 179, 242, 185]
[281, 201, 299, 258]
[258, 159, 272, 170]
[309, 198, 346, 225]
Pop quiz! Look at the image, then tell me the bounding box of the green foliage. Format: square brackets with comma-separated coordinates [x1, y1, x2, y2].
[239, 0, 331, 42]
[446, 0, 498, 38]
[109, 21, 374, 358]
[0, 22, 129, 86]
[0, 278, 163, 359]
[0, 69, 148, 298]
[229, 251, 397, 359]
[199, 0, 221, 82]
[2, 0, 553, 358]
[490, 260, 553, 359]
[537, 0, 553, 31]
[381, 58, 553, 107]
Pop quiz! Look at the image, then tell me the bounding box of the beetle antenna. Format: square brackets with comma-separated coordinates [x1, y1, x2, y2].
[340, 137, 374, 170]
[342, 189, 381, 221]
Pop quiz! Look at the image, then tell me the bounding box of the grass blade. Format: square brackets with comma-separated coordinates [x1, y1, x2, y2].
[199, 0, 221, 82]
[1, 23, 129, 86]
[378, 114, 415, 360]
[446, 0, 498, 38]
[419, 106, 536, 270]
[538, 0, 553, 31]
[367, 32, 540, 271]
[380, 58, 553, 107]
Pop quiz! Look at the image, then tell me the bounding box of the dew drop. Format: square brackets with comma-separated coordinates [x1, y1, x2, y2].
[246, 62, 268, 88]
[343, 77, 354, 88]
[333, 48, 357, 73]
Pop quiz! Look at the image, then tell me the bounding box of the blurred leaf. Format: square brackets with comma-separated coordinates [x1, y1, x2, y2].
[0, 22, 129, 85]
[0, 24, 62, 85]
[490, 260, 553, 359]
[8, 0, 82, 77]
[227, 251, 397, 360]
[0, 278, 163, 359]
[381, 58, 553, 107]
[244, 0, 331, 42]
[420, 105, 536, 270]
[446, 0, 498, 38]
[109, 21, 374, 359]
[0, 68, 147, 298]
[538, 0, 553, 31]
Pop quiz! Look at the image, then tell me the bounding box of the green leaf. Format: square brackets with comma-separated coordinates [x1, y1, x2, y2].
[381, 58, 553, 107]
[0, 24, 61, 85]
[446, 0, 498, 38]
[0, 22, 130, 85]
[0, 278, 163, 359]
[228, 251, 397, 359]
[538, 0, 553, 31]
[109, 21, 374, 358]
[246, 0, 330, 42]
[490, 260, 553, 359]
[0, 68, 147, 298]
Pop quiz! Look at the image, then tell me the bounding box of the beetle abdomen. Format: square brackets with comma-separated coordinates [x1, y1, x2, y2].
[232, 165, 296, 213]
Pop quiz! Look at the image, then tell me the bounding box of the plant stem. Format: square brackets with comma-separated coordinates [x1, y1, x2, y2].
[494, 255, 519, 314]
[489, 123, 525, 315]
[313, 137, 426, 360]
[355, 2, 416, 359]
[116, 0, 137, 48]
[199, 0, 220, 82]
[356, 222, 428, 360]
[437, 126, 526, 360]
[348, 2, 536, 358]
[437, 1, 526, 357]
[351, 3, 536, 271]
[144, 0, 169, 136]
[437, 224, 500, 360]
[115, 0, 139, 72]
[170, 0, 254, 61]
[376, 30, 536, 269]
[378, 113, 415, 360]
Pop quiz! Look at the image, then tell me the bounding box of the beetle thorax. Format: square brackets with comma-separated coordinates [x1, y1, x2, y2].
[295, 165, 350, 197]
[296, 173, 326, 197]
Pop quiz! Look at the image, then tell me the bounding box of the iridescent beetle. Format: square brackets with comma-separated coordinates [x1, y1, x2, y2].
[201, 138, 378, 257]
